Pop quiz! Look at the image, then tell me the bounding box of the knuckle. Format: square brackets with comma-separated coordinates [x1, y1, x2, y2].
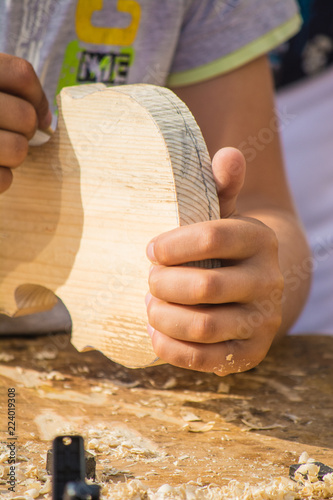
[266, 267, 284, 298]
[269, 228, 279, 250]
[263, 308, 282, 340]
[261, 225, 279, 253]
[194, 273, 219, 303]
[269, 308, 283, 332]
[187, 348, 210, 372]
[274, 270, 284, 296]
[19, 101, 37, 138]
[11, 134, 29, 166]
[14, 58, 36, 87]
[201, 224, 221, 254]
[191, 311, 216, 343]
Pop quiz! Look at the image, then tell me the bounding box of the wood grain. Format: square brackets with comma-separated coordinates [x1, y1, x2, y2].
[0, 83, 219, 367]
[1, 334, 333, 498]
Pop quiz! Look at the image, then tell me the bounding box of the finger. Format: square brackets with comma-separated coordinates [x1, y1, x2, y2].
[0, 130, 29, 168]
[148, 264, 258, 305]
[0, 92, 37, 139]
[147, 294, 282, 344]
[0, 54, 51, 130]
[147, 297, 254, 343]
[148, 329, 273, 376]
[212, 147, 246, 218]
[0, 167, 13, 193]
[146, 218, 262, 266]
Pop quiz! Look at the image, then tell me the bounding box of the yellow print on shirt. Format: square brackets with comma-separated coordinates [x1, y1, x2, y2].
[76, 0, 141, 46]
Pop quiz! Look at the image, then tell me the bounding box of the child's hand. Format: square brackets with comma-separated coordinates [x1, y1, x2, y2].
[146, 148, 284, 376]
[0, 53, 51, 193]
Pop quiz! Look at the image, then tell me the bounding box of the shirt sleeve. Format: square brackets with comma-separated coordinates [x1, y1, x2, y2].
[167, 0, 301, 87]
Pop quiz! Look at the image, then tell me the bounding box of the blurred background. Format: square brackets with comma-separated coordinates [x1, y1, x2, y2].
[270, 0, 333, 335]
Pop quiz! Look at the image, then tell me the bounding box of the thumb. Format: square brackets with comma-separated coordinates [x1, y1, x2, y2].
[212, 147, 246, 218]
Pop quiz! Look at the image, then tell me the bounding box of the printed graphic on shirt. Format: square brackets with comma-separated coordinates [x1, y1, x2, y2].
[56, 0, 140, 97]
[76, 0, 141, 45]
[56, 39, 135, 96]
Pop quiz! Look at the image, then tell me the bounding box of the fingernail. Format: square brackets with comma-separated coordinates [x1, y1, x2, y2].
[147, 324, 155, 338]
[145, 292, 152, 307]
[146, 242, 157, 263]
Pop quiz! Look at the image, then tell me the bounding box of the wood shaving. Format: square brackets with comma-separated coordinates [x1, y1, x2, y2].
[97, 474, 333, 499]
[100, 467, 134, 481]
[184, 422, 215, 433]
[0, 353, 15, 362]
[57, 423, 166, 461]
[45, 371, 66, 381]
[1, 446, 333, 500]
[161, 377, 178, 389]
[217, 382, 230, 394]
[296, 463, 320, 481]
[70, 365, 90, 374]
[23, 488, 39, 499]
[284, 413, 299, 423]
[112, 379, 140, 388]
[33, 349, 58, 361]
[181, 412, 202, 422]
[90, 385, 103, 392]
[299, 451, 310, 463]
[241, 419, 286, 431]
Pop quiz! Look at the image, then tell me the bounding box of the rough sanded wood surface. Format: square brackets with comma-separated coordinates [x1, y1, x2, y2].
[0, 334, 332, 498]
[0, 83, 220, 368]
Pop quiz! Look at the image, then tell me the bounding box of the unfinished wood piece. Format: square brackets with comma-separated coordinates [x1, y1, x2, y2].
[0, 83, 220, 368]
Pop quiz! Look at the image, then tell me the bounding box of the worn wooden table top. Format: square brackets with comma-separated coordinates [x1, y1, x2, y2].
[0, 333, 332, 498]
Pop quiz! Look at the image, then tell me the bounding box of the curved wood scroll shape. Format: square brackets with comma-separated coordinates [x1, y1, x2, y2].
[0, 83, 220, 367]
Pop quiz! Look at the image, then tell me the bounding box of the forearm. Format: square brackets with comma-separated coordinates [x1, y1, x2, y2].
[171, 55, 312, 337]
[241, 206, 311, 338]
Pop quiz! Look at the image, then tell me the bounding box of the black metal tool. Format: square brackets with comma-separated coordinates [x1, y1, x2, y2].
[289, 462, 333, 482]
[63, 481, 100, 500]
[47, 447, 96, 480]
[52, 435, 100, 500]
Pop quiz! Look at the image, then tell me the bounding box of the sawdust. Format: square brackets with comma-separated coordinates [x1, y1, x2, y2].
[99, 474, 333, 499]
[57, 423, 167, 462]
[4, 474, 333, 500]
[1, 438, 333, 500]
[1, 335, 333, 499]
[0, 353, 15, 362]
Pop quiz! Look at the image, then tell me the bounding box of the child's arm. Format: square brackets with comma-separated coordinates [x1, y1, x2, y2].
[0, 53, 51, 193]
[146, 55, 311, 376]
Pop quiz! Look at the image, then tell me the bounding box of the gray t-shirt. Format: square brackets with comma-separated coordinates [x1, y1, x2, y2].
[1, 0, 300, 114]
[0, 1, 300, 336]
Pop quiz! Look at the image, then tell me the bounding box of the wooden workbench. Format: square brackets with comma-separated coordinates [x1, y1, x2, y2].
[0, 333, 333, 498]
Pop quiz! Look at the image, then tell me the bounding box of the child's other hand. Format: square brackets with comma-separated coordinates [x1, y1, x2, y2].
[146, 148, 284, 376]
[0, 53, 51, 193]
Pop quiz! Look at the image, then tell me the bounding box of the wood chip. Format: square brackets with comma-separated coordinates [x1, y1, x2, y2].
[181, 412, 202, 422]
[241, 419, 286, 431]
[185, 422, 215, 433]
